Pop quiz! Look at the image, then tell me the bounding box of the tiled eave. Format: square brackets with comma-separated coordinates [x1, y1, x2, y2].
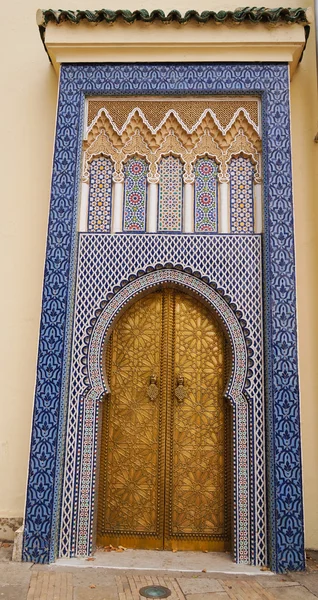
[38, 7, 310, 29]
[37, 7, 311, 76]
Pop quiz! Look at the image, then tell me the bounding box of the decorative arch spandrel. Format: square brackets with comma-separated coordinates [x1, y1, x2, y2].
[72, 268, 252, 563]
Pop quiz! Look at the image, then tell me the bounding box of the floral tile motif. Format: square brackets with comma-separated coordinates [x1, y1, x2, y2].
[194, 158, 218, 232]
[158, 156, 183, 232]
[88, 157, 113, 232]
[123, 157, 148, 232]
[229, 157, 254, 234]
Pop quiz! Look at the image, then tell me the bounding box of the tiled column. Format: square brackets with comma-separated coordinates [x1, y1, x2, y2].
[254, 183, 263, 233]
[112, 182, 124, 233]
[79, 182, 89, 232]
[147, 183, 158, 232]
[183, 183, 194, 232]
[219, 182, 230, 233]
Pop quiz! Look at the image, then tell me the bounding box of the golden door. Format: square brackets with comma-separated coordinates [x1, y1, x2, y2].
[97, 289, 231, 551]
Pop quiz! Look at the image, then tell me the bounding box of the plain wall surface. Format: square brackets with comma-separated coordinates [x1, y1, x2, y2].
[0, 0, 317, 549]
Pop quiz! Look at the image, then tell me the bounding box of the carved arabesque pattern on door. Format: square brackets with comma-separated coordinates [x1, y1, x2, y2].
[168, 292, 229, 541]
[98, 293, 164, 542]
[98, 289, 229, 550]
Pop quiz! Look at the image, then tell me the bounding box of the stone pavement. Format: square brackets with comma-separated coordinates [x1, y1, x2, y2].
[1, 543, 318, 600]
[24, 570, 318, 600]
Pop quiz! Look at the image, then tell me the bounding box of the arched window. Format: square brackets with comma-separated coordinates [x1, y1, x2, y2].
[123, 157, 148, 232]
[229, 156, 254, 234]
[194, 158, 219, 232]
[158, 156, 183, 232]
[88, 157, 113, 232]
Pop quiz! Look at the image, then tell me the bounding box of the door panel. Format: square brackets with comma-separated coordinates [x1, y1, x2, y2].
[97, 289, 230, 551]
[97, 292, 165, 549]
[165, 291, 229, 551]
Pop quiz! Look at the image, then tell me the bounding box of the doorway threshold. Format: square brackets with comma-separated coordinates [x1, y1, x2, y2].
[55, 550, 273, 575]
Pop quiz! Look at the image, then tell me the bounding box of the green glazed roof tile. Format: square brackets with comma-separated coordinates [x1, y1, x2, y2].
[37, 7, 310, 60]
[38, 7, 310, 27]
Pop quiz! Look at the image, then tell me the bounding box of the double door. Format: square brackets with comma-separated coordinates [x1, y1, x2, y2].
[97, 288, 230, 551]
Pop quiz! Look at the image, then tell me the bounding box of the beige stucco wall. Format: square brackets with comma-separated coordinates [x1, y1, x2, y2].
[0, 0, 317, 548]
[290, 11, 318, 549]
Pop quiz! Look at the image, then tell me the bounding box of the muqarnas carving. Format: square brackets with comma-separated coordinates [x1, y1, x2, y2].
[83, 98, 262, 234]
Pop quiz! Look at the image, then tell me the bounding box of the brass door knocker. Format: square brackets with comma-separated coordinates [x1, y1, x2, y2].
[175, 376, 186, 403]
[147, 375, 159, 401]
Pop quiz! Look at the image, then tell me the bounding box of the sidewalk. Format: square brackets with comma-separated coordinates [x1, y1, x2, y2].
[1, 543, 318, 600]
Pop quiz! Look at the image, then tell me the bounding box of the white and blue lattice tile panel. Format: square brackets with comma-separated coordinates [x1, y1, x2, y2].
[59, 234, 265, 566]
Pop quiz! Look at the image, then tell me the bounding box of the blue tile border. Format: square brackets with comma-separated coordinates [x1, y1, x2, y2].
[22, 63, 304, 572]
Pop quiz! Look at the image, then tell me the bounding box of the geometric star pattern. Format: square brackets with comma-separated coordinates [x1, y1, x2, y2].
[229, 157, 254, 233]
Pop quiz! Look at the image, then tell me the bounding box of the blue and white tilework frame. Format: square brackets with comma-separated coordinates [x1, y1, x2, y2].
[23, 64, 304, 573]
[59, 235, 263, 565]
